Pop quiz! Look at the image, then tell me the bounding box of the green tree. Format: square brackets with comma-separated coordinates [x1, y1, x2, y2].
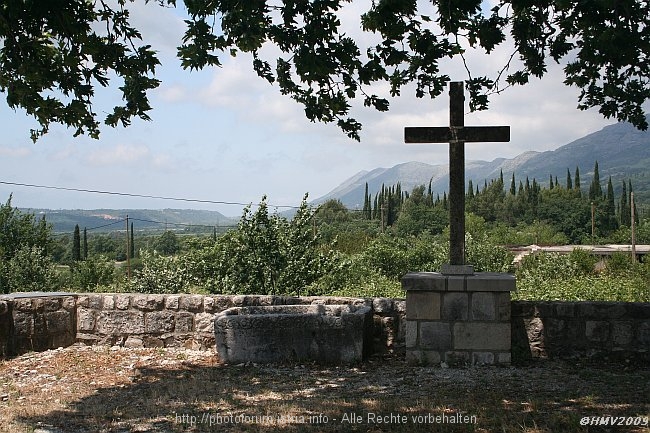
[72, 225, 81, 262]
[362, 183, 371, 220]
[603, 177, 618, 233]
[4, 1, 649, 141]
[83, 227, 88, 260]
[566, 168, 573, 190]
[620, 180, 630, 226]
[4, 246, 59, 293]
[396, 185, 448, 236]
[68, 255, 116, 291]
[316, 199, 350, 225]
[209, 195, 335, 295]
[575, 167, 581, 195]
[130, 222, 135, 259]
[0, 196, 54, 293]
[154, 231, 180, 256]
[589, 161, 603, 200]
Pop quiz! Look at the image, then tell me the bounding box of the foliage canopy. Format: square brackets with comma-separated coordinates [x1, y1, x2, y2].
[1, 0, 648, 141]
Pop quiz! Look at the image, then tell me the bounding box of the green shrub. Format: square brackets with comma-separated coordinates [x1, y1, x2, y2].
[466, 233, 514, 273]
[67, 255, 116, 291]
[1, 246, 59, 292]
[127, 250, 193, 294]
[307, 253, 402, 298]
[514, 251, 649, 302]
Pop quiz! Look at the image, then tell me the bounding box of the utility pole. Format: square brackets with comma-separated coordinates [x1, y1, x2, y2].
[631, 192, 636, 263]
[591, 201, 595, 244]
[126, 215, 131, 279]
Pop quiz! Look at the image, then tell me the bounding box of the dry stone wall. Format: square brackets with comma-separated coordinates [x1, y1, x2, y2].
[512, 301, 650, 363]
[0, 294, 405, 357]
[0, 293, 648, 365]
[0, 295, 76, 356]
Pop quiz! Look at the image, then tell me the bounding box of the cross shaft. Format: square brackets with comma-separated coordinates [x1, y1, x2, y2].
[404, 82, 510, 269]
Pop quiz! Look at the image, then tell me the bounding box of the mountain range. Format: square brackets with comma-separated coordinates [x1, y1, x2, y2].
[312, 116, 650, 208]
[20, 117, 650, 232]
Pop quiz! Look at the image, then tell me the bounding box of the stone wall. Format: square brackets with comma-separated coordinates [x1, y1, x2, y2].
[0, 293, 405, 357]
[1, 293, 648, 365]
[0, 296, 76, 356]
[512, 301, 650, 363]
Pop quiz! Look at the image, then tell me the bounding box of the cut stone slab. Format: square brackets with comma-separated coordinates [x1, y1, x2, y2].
[214, 304, 372, 364]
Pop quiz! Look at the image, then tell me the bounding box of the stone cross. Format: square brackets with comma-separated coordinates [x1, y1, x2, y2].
[404, 82, 510, 273]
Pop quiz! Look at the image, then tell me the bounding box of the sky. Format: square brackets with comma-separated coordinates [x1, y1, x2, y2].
[0, 1, 632, 217]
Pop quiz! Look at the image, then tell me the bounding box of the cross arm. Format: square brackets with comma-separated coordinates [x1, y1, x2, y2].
[404, 126, 510, 143]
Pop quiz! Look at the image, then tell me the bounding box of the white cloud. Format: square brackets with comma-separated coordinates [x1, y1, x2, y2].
[83, 143, 178, 173]
[86, 143, 150, 166]
[0, 146, 31, 158]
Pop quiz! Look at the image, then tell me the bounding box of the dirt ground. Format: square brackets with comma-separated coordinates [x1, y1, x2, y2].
[0, 345, 648, 433]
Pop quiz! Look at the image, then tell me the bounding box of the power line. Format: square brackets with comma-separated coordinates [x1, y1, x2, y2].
[0, 180, 302, 209]
[52, 218, 127, 236]
[130, 217, 238, 229]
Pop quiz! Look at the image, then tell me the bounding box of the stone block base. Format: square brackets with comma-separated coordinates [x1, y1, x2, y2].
[403, 272, 516, 367]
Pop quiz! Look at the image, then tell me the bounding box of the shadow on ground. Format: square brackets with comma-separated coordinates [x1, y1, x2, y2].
[14, 353, 650, 433]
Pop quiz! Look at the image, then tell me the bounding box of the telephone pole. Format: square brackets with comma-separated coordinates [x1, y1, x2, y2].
[591, 201, 595, 243]
[126, 215, 132, 279]
[631, 192, 636, 263]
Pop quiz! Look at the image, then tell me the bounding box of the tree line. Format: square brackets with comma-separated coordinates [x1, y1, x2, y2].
[354, 161, 641, 243]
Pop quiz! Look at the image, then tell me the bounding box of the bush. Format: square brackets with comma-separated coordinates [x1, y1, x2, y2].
[466, 233, 514, 273]
[307, 253, 402, 298]
[202, 196, 337, 295]
[1, 246, 59, 292]
[514, 251, 649, 302]
[67, 255, 116, 291]
[127, 250, 193, 294]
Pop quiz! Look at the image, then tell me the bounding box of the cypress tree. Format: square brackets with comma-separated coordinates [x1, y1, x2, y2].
[606, 177, 617, 231]
[72, 224, 81, 262]
[373, 194, 379, 219]
[566, 168, 573, 189]
[363, 183, 370, 219]
[574, 166, 581, 195]
[467, 179, 474, 198]
[555, 176, 559, 188]
[549, 174, 554, 189]
[620, 181, 629, 226]
[589, 161, 602, 199]
[83, 227, 88, 260]
[130, 222, 135, 259]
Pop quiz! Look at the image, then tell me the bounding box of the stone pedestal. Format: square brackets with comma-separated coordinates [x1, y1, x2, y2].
[402, 271, 516, 366]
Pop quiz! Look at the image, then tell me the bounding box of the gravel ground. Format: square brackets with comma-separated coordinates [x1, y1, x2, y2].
[1, 344, 648, 433]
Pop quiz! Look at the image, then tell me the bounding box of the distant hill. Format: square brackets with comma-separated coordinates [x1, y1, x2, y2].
[20, 208, 236, 234]
[313, 116, 650, 208]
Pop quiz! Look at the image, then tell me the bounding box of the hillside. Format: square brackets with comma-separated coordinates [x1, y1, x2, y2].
[20, 208, 235, 234]
[313, 117, 650, 207]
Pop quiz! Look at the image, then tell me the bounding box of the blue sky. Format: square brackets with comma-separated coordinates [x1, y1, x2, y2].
[0, 1, 627, 217]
